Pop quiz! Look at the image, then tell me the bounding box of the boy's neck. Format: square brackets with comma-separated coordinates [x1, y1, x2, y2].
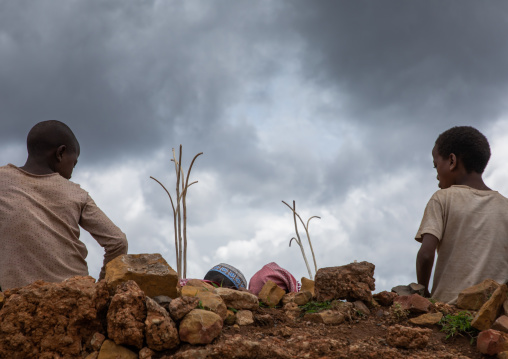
[19, 157, 56, 176]
[454, 172, 491, 191]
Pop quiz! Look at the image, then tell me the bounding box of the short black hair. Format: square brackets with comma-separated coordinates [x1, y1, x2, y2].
[26, 120, 79, 156]
[435, 126, 490, 174]
[203, 271, 236, 288]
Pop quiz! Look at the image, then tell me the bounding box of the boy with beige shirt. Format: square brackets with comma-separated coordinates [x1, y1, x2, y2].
[0, 121, 128, 290]
[416, 126, 508, 304]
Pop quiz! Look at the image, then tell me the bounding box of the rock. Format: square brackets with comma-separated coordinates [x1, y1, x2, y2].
[499, 351, 508, 359]
[283, 302, 301, 320]
[477, 329, 508, 355]
[409, 312, 443, 326]
[90, 332, 106, 351]
[254, 313, 274, 326]
[409, 283, 425, 296]
[182, 285, 210, 297]
[457, 279, 501, 311]
[315, 261, 375, 303]
[492, 316, 508, 333]
[145, 297, 180, 351]
[258, 280, 286, 307]
[195, 290, 228, 320]
[353, 300, 370, 316]
[300, 277, 315, 298]
[97, 339, 137, 359]
[106, 280, 146, 349]
[224, 309, 236, 325]
[0, 276, 109, 358]
[472, 284, 508, 331]
[139, 347, 155, 359]
[186, 279, 216, 290]
[282, 291, 312, 306]
[85, 352, 99, 359]
[386, 325, 432, 349]
[168, 296, 200, 321]
[236, 310, 254, 325]
[152, 295, 172, 311]
[373, 291, 398, 306]
[304, 310, 345, 324]
[391, 283, 425, 297]
[213, 287, 259, 310]
[105, 253, 179, 298]
[504, 299, 508, 316]
[179, 309, 223, 344]
[0, 291, 4, 310]
[172, 348, 211, 359]
[393, 294, 431, 313]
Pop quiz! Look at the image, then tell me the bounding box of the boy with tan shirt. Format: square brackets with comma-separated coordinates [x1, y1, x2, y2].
[416, 126, 508, 304]
[0, 121, 128, 290]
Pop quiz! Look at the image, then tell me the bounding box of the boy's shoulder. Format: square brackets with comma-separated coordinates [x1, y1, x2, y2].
[430, 185, 508, 206]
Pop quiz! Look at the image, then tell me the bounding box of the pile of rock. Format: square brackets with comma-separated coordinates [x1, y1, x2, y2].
[454, 279, 508, 356]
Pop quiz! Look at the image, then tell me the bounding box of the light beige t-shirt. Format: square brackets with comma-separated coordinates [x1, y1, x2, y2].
[0, 164, 128, 290]
[415, 185, 508, 304]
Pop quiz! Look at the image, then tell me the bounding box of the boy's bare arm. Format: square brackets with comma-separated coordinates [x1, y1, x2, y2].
[416, 233, 439, 297]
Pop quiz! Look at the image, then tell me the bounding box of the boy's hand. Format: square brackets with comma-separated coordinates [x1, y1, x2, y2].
[416, 234, 439, 297]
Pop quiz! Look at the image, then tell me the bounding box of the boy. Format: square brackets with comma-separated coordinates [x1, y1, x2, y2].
[415, 126, 508, 304]
[0, 120, 128, 290]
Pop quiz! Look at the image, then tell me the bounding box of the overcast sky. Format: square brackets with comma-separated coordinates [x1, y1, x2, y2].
[2, 1, 508, 292]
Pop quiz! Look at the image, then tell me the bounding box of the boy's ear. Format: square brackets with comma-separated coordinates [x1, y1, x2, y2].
[55, 145, 67, 162]
[449, 153, 458, 171]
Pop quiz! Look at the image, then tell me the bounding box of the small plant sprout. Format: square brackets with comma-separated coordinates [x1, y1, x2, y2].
[150, 145, 203, 280]
[282, 200, 320, 280]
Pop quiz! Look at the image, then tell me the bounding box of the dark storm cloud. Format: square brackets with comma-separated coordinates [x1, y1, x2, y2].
[0, 0, 288, 165]
[287, 1, 508, 126]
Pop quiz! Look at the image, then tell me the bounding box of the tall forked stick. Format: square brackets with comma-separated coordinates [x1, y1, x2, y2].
[284, 200, 313, 279]
[180, 152, 203, 278]
[172, 147, 183, 277]
[282, 200, 321, 278]
[149, 176, 179, 277]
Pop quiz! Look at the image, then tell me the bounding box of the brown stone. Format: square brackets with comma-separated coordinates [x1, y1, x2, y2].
[300, 277, 315, 298]
[493, 315, 508, 333]
[145, 297, 180, 351]
[168, 296, 200, 321]
[0, 276, 109, 358]
[139, 347, 155, 359]
[258, 280, 286, 307]
[105, 253, 179, 298]
[386, 325, 432, 349]
[472, 284, 508, 331]
[0, 291, 4, 310]
[409, 312, 443, 326]
[373, 291, 398, 306]
[181, 285, 209, 297]
[499, 351, 508, 359]
[353, 300, 370, 316]
[393, 294, 431, 313]
[224, 309, 236, 325]
[477, 329, 508, 355]
[97, 339, 137, 359]
[236, 310, 254, 325]
[282, 291, 312, 306]
[283, 302, 301, 320]
[457, 279, 501, 311]
[315, 261, 375, 302]
[179, 309, 223, 344]
[90, 332, 106, 351]
[106, 280, 146, 349]
[195, 290, 228, 320]
[185, 279, 215, 290]
[213, 287, 259, 310]
[504, 299, 508, 316]
[85, 352, 99, 359]
[304, 310, 345, 325]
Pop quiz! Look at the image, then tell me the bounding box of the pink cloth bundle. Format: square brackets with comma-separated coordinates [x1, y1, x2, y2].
[248, 262, 300, 296]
